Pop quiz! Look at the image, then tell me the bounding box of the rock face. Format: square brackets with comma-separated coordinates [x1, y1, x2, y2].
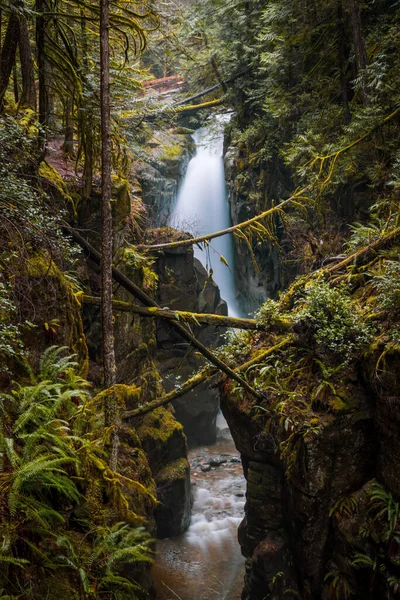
[155, 242, 227, 447]
[221, 351, 400, 599]
[136, 130, 193, 226]
[224, 143, 291, 314]
[135, 407, 192, 538]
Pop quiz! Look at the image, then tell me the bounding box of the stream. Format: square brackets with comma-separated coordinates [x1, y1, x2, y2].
[153, 117, 246, 599]
[153, 416, 245, 600]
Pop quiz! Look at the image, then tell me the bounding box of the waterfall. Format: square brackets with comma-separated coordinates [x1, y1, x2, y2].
[169, 115, 242, 317]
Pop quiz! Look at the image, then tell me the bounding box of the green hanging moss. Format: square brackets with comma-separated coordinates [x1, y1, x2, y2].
[39, 161, 77, 215]
[27, 254, 89, 376]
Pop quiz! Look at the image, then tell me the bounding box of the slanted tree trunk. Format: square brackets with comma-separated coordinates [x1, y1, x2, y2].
[100, 0, 118, 470]
[0, 9, 20, 107]
[19, 12, 36, 110]
[13, 63, 19, 104]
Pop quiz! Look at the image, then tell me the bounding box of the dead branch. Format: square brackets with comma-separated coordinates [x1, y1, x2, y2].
[280, 226, 400, 308]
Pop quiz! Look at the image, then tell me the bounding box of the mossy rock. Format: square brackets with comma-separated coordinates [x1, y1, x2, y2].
[155, 457, 189, 487]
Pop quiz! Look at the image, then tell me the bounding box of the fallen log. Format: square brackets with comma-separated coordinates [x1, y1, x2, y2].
[82, 294, 259, 330]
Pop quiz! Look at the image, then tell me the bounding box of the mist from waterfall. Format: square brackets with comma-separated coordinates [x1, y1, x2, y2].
[169, 116, 242, 317]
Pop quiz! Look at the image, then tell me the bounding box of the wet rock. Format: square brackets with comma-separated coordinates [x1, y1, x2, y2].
[209, 457, 228, 467]
[201, 464, 211, 472]
[221, 371, 383, 599]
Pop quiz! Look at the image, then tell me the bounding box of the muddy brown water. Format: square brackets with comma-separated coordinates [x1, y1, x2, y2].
[153, 420, 245, 600]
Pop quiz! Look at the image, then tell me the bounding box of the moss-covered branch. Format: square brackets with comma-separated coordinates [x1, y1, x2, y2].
[124, 336, 293, 419]
[135, 185, 311, 251]
[281, 226, 400, 308]
[64, 226, 263, 400]
[82, 294, 259, 329]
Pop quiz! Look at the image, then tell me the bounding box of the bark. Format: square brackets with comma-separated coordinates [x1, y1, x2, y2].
[0, 9, 20, 106]
[124, 338, 293, 420]
[337, 2, 351, 123]
[19, 13, 36, 110]
[63, 226, 263, 401]
[345, 0, 368, 104]
[62, 96, 74, 157]
[100, 0, 118, 470]
[13, 62, 18, 104]
[36, 0, 47, 154]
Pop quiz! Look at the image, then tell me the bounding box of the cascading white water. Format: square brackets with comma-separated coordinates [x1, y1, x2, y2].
[169, 116, 242, 317]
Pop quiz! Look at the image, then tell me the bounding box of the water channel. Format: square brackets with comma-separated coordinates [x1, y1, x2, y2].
[153, 117, 246, 599]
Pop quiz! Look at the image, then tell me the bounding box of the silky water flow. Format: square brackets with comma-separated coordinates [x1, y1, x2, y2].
[153, 118, 246, 599]
[168, 115, 242, 317]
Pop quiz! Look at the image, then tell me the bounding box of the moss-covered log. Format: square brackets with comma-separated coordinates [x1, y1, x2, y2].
[135, 184, 311, 251]
[124, 336, 293, 419]
[82, 294, 260, 329]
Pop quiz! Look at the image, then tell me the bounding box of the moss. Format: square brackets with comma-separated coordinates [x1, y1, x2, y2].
[160, 143, 184, 161]
[156, 457, 189, 486]
[111, 174, 131, 224]
[27, 254, 89, 376]
[138, 407, 184, 445]
[39, 161, 77, 214]
[93, 384, 142, 412]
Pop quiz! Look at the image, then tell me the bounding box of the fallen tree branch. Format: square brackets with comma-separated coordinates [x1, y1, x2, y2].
[135, 185, 312, 251]
[174, 70, 246, 106]
[175, 98, 224, 115]
[82, 294, 259, 330]
[281, 226, 400, 308]
[124, 368, 215, 419]
[124, 336, 293, 419]
[64, 226, 263, 400]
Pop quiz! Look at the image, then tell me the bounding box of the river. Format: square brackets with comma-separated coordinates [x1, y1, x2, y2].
[153, 116, 246, 599]
[153, 416, 245, 600]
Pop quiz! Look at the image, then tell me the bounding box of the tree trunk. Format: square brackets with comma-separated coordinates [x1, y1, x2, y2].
[36, 0, 47, 154]
[19, 13, 36, 110]
[62, 96, 74, 157]
[13, 62, 19, 104]
[0, 9, 20, 107]
[337, 2, 351, 123]
[345, 0, 368, 104]
[100, 0, 118, 470]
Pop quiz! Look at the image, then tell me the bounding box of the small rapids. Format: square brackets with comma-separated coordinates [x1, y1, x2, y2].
[153, 418, 245, 600]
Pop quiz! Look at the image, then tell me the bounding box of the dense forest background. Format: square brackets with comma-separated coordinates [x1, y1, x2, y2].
[0, 0, 400, 598]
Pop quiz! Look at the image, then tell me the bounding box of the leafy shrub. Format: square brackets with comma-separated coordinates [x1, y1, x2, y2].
[295, 282, 374, 362]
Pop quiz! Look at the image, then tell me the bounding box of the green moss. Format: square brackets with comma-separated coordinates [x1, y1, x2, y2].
[27, 254, 89, 376]
[94, 384, 142, 412]
[138, 407, 184, 445]
[111, 174, 131, 224]
[159, 143, 184, 161]
[39, 161, 76, 213]
[156, 457, 189, 485]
